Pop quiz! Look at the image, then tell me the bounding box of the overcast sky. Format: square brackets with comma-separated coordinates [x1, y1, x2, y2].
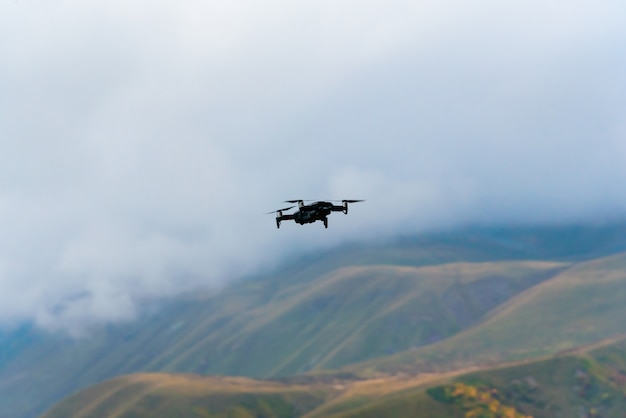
[1, 0, 625, 334]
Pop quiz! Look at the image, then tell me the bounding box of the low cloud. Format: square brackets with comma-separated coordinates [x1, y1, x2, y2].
[1, 0, 625, 333]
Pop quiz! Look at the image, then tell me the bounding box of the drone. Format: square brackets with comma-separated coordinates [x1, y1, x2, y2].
[268, 200, 364, 229]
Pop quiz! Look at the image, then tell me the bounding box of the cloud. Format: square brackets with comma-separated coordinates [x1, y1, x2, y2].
[1, 0, 625, 333]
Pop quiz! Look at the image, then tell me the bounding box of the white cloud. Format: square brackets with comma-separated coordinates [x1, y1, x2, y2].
[1, 0, 625, 332]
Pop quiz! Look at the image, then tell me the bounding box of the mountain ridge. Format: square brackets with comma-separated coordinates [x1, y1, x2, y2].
[348, 251, 626, 377]
[3, 222, 626, 418]
[41, 335, 626, 418]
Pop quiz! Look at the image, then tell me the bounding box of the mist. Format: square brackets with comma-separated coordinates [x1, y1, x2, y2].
[1, 0, 625, 333]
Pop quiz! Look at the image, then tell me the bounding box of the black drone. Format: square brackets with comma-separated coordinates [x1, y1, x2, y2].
[268, 200, 364, 229]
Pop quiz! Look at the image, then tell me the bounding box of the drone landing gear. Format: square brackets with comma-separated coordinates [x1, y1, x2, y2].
[276, 219, 281, 229]
[323, 218, 328, 228]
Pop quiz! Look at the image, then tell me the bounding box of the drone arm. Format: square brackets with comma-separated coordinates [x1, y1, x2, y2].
[275, 213, 296, 229]
[332, 201, 350, 214]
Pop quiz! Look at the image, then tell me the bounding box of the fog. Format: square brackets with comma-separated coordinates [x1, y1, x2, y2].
[1, 0, 625, 333]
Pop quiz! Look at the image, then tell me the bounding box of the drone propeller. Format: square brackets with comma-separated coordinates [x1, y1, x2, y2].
[285, 199, 316, 204]
[266, 206, 294, 214]
[330, 199, 364, 214]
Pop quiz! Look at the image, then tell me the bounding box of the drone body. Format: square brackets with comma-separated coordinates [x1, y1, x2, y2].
[269, 200, 363, 229]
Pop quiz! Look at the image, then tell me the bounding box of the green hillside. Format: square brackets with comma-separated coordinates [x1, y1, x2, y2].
[2, 260, 563, 418]
[160, 261, 564, 377]
[40, 373, 329, 418]
[322, 338, 626, 418]
[354, 252, 626, 376]
[42, 337, 626, 418]
[3, 223, 626, 418]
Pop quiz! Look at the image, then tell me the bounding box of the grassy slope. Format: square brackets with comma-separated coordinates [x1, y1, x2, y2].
[324, 339, 626, 418]
[162, 261, 564, 377]
[41, 373, 329, 418]
[353, 252, 626, 376]
[49, 259, 557, 415]
[42, 337, 626, 418]
[1, 261, 565, 418]
[6, 223, 626, 418]
[37, 370, 485, 418]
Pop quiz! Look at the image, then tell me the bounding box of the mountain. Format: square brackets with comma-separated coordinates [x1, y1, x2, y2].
[2, 260, 563, 418]
[40, 374, 329, 418]
[2, 222, 626, 418]
[41, 337, 626, 417]
[345, 251, 626, 377]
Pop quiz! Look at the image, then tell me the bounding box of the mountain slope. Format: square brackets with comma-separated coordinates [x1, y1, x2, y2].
[0, 260, 564, 418]
[4, 222, 626, 418]
[355, 252, 626, 376]
[160, 261, 565, 377]
[42, 337, 626, 418]
[40, 373, 329, 418]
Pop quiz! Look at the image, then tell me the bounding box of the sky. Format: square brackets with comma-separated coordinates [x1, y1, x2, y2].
[1, 0, 625, 334]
